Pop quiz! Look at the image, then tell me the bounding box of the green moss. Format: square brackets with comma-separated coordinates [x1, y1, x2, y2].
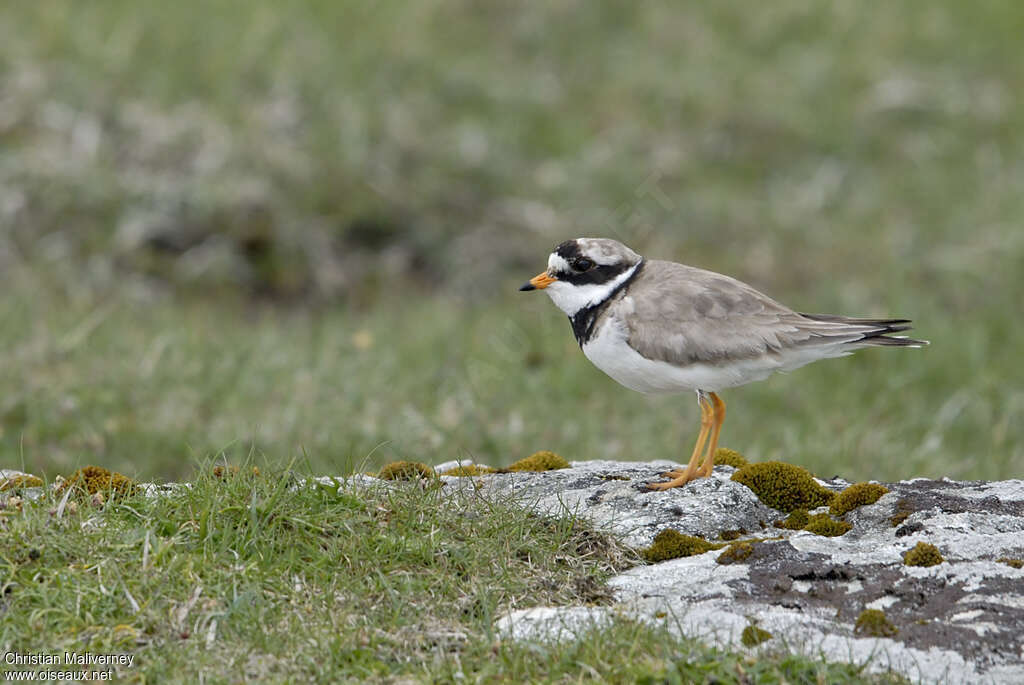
[718, 528, 747, 541]
[889, 499, 914, 527]
[803, 514, 852, 537]
[903, 542, 944, 567]
[58, 466, 135, 498]
[713, 448, 748, 469]
[830, 482, 890, 517]
[716, 541, 754, 565]
[730, 461, 835, 513]
[854, 609, 898, 638]
[741, 625, 773, 647]
[377, 461, 435, 480]
[642, 530, 723, 563]
[774, 509, 810, 530]
[505, 450, 570, 472]
[440, 464, 496, 477]
[774, 509, 849, 536]
[996, 557, 1024, 569]
[212, 465, 260, 479]
[0, 474, 44, 491]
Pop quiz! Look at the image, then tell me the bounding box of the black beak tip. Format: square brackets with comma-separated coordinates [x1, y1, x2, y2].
[519, 282, 536, 292]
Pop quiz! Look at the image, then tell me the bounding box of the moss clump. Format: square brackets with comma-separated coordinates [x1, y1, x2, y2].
[830, 482, 890, 517]
[0, 474, 44, 491]
[212, 465, 260, 479]
[854, 609, 898, 638]
[774, 510, 850, 536]
[889, 499, 914, 527]
[741, 625, 773, 647]
[775, 509, 810, 530]
[731, 461, 835, 513]
[803, 514, 852, 537]
[717, 541, 754, 565]
[440, 464, 496, 477]
[505, 450, 570, 472]
[642, 530, 723, 563]
[59, 466, 135, 498]
[377, 461, 435, 480]
[718, 528, 747, 541]
[903, 542, 944, 567]
[996, 557, 1024, 569]
[712, 448, 748, 469]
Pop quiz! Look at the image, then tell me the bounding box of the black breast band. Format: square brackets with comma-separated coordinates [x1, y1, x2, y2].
[569, 260, 645, 347]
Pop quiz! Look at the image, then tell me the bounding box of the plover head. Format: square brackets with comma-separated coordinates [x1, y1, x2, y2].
[519, 238, 643, 316]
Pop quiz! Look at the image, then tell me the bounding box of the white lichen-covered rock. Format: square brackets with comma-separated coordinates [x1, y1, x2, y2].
[448, 459, 1024, 684]
[0, 469, 46, 501]
[494, 606, 614, 643]
[441, 459, 778, 548]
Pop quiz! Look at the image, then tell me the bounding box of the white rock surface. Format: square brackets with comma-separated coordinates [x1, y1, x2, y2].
[437, 459, 1024, 684]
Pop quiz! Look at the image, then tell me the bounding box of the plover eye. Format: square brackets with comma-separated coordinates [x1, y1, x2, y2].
[573, 258, 594, 271]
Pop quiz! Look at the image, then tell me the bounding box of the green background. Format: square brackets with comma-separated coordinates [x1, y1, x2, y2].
[1, 1, 1021, 482]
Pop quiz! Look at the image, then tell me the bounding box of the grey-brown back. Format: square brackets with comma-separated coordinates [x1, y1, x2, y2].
[610, 260, 926, 366]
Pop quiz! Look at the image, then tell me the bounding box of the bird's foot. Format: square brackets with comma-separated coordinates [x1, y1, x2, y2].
[647, 468, 704, 491]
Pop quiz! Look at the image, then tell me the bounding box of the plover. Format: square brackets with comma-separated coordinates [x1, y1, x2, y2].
[520, 238, 927, 490]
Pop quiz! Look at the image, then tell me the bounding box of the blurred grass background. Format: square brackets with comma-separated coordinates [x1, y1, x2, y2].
[1, 1, 1021, 482]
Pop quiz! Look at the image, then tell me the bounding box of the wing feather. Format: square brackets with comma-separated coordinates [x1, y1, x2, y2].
[615, 260, 924, 366]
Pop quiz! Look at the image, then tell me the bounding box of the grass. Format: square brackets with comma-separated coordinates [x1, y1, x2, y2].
[0, 467, 902, 683]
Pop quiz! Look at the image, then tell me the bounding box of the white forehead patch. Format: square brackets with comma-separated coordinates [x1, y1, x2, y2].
[547, 253, 570, 273]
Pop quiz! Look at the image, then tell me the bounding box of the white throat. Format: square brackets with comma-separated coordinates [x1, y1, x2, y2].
[544, 262, 641, 317]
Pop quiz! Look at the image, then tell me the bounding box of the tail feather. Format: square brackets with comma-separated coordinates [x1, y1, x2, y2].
[799, 313, 929, 348]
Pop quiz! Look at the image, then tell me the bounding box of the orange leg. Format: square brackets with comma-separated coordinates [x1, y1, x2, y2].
[696, 392, 726, 478]
[648, 392, 713, 491]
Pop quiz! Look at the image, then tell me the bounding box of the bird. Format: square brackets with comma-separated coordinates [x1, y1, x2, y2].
[519, 238, 927, 491]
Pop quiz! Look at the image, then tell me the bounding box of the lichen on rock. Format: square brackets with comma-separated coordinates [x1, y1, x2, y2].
[904, 541, 944, 567]
[830, 482, 890, 517]
[730, 461, 835, 512]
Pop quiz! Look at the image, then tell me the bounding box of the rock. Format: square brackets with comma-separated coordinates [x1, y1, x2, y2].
[457, 460, 1024, 684]
[494, 606, 614, 643]
[441, 459, 778, 548]
[0, 469, 46, 501]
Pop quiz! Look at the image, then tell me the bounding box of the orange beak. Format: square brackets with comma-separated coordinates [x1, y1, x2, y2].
[519, 271, 558, 291]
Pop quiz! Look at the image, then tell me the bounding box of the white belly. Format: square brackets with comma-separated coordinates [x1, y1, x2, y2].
[580, 315, 823, 394]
